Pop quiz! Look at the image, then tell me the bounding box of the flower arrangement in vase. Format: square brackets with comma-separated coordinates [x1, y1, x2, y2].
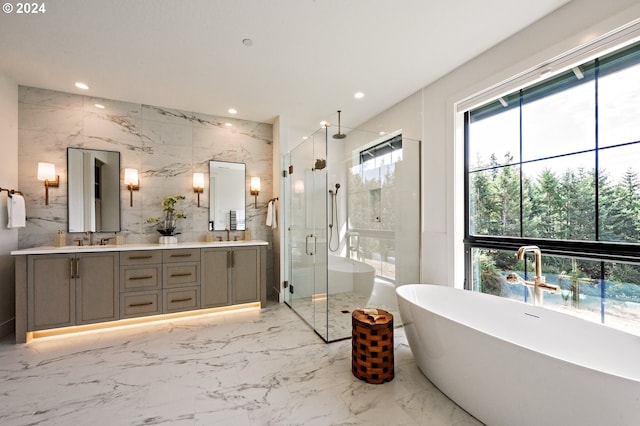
[147, 195, 186, 243]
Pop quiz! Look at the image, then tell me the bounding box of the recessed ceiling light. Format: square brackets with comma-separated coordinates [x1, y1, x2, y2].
[242, 38, 253, 47]
[228, 108, 237, 114]
[94, 103, 105, 109]
[354, 91, 365, 99]
[302, 136, 308, 140]
[379, 131, 386, 136]
[75, 82, 89, 90]
[225, 122, 233, 127]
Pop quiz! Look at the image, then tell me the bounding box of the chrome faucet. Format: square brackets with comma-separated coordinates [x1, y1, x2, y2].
[85, 231, 94, 246]
[99, 237, 115, 246]
[506, 245, 560, 306]
[225, 228, 230, 241]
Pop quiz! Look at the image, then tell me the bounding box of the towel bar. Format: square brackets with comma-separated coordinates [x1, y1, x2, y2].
[0, 187, 23, 197]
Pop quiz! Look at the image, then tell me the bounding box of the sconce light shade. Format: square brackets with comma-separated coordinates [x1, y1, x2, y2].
[250, 177, 261, 193]
[37, 162, 56, 181]
[124, 168, 139, 186]
[193, 172, 204, 207]
[37, 162, 59, 206]
[193, 173, 204, 190]
[123, 168, 139, 207]
[250, 176, 260, 208]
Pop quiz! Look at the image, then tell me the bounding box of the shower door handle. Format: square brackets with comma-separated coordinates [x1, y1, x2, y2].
[305, 234, 316, 256]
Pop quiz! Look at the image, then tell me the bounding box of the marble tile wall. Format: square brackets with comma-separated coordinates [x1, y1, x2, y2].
[17, 86, 274, 287]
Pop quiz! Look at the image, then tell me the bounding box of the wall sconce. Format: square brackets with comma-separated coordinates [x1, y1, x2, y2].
[193, 172, 204, 207]
[250, 176, 261, 208]
[37, 162, 59, 206]
[123, 168, 139, 207]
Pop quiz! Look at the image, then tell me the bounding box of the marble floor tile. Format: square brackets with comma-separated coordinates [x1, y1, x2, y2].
[0, 303, 483, 426]
[290, 289, 401, 342]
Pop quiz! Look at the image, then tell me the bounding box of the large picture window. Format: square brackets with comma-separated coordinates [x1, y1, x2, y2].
[465, 41, 640, 334]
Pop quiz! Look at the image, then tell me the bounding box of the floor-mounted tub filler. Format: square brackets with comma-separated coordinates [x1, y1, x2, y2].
[396, 284, 640, 426]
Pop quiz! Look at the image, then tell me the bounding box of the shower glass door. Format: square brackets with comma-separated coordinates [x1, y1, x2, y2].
[285, 128, 328, 340]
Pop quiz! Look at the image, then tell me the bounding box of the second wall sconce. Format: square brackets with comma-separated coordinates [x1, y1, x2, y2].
[193, 172, 204, 207]
[37, 162, 59, 206]
[124, 168, 139, 207]
[250, 176, 260, 208]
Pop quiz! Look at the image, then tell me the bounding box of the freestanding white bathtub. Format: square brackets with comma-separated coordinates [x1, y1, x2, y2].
[397, 284, 640, 426]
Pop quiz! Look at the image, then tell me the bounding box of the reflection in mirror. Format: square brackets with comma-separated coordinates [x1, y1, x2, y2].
[67, 148, 121, 232]
[209, 160, 246, 231]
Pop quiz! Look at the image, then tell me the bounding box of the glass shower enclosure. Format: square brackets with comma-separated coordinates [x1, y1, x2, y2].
[284, 124, 421, 342]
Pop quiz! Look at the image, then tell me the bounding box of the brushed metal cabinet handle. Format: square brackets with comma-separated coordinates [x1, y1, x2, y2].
[129, 302, 153, 307]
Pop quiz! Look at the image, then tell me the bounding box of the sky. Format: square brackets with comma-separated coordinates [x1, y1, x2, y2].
[469, 61, 640, 185]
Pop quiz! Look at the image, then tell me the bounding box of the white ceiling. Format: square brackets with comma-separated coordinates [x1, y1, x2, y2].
[0, 0, 570, 135]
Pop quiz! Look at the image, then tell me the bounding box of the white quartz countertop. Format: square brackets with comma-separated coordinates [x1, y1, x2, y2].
[11, 240, 268, 255]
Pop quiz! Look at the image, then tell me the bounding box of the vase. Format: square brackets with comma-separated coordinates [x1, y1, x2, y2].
[159, 236, 178, 244]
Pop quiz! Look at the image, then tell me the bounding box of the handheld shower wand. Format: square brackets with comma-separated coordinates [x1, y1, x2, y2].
[329, 183, 341, 252]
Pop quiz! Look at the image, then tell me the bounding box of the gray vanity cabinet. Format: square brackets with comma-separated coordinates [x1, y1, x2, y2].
[201, 248, 231, 308]
[15, 241, 267, 343]
[27, 254, 75, 330]
[119, 250, 162, 318]
[232, 247, 260, 304]
[27, 252, 119, 330]
[163, 248, 201, 313]
[75, 252, 119, 325]
[201, 246, 265, 308]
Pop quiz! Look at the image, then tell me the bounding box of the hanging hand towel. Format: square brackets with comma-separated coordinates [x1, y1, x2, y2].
[7, 194, 26, 228]
[270, 200, 277, 229]
[266, 200, 273, 227]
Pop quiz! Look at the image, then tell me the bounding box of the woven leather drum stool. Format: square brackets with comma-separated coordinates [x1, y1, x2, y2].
[352, 309, 394, 384]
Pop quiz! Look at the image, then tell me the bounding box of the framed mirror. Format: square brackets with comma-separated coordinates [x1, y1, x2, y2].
[67, 148, 121, 232]
[209, 160, 246, 231]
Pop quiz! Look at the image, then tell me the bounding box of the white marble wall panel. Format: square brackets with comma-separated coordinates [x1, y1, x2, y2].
[17, 86, 274, 287]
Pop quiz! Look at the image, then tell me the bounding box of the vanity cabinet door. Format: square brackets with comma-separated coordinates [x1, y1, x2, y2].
[76, 252, 119, 325]
[201, 248, 230, 308]
[232, 247, 260, 304]
[27, 254, 76, 330]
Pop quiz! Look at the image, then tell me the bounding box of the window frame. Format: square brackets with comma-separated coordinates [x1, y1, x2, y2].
[463, 42, 640, 290]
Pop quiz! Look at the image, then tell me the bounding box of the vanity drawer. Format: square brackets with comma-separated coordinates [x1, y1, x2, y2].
[120, 290, 161, 318]
[120, 265, 162, 291]
[163, 262, 200, 288]
[120, 250, 162, 266]
[163, 249, 200, 263]
[163, 287, 200, 313]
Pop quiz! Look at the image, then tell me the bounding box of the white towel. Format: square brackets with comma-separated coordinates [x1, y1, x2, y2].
[8, 194, 26, 228]
[271, 201, 277, 229]
[266, 200, 273, 227]
[266, 200, 277, 229]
